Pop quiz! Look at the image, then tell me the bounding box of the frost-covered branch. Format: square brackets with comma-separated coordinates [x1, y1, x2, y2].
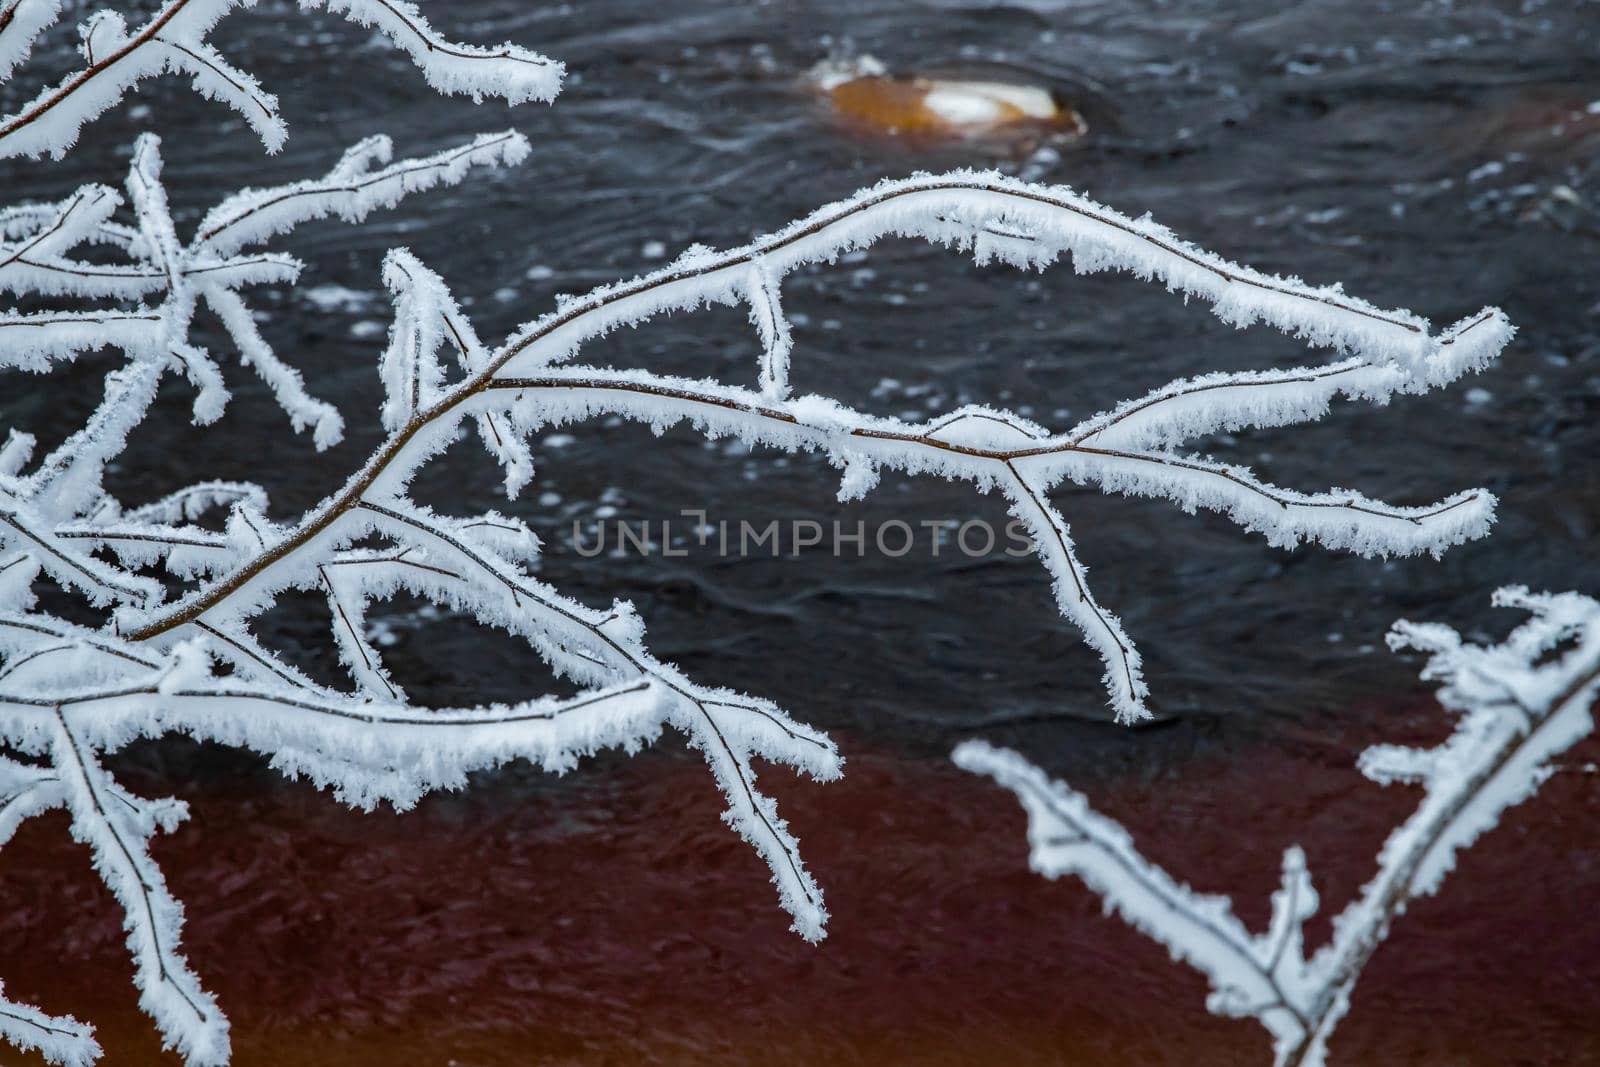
[125, 173, 1510, 722]
[0, 751, 100, 1067]
[0, 0, 562, 159]
[2, 160, 1513, 1064]
[0, 981, 98, 1067]
[956, 587, 1600, 1066]
[49, 707, 225, 1064]
[0, 128, 529, 442]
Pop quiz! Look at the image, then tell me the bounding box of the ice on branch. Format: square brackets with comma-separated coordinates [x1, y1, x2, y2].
[0, 0, 62, 82]
[0, 128, 529, 442]
[956, 587, 1600, 1066]
[241, 168, 1505, 724]
[0, 0, 562, 159]
[304, 0, 562, 106]
[0, 979, 99, 1067]
[2, 163, 1512, 1065]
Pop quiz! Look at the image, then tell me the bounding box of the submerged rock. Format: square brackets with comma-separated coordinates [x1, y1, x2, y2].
[811, 56, 1087, 145]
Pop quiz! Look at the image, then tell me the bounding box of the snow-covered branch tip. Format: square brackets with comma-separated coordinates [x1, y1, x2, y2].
[2, 163, 1513, 1065]
[955, 587, 1600, 1066]
[0, 0, 562, 159]
[0, 128, 529, 445]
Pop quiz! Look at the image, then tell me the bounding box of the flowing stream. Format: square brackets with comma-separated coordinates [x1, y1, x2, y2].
[1, 1, 1597, 1062]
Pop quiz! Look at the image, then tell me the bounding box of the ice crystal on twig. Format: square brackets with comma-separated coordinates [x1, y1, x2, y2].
[0, 43, 1515, 1062]
[0, 0, 561, 159]
[956, 587, 1599, 1066]
[0, 128, 529, 444]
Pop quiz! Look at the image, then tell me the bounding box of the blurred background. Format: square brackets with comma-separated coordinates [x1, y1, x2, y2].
[2, 0, 1598, 1062]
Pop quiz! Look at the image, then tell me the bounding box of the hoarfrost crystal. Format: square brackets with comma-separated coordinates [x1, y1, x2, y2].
[0, 11, 1519, 1063]
[956, 588, 1600, 1066]
[0, 0, 561, 158]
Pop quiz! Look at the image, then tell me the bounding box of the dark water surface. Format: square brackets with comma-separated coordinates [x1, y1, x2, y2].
[2, 0, 1598, 1063]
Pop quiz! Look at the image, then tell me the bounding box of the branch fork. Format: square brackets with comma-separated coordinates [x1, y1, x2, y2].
[0, 22, 1521, 1063]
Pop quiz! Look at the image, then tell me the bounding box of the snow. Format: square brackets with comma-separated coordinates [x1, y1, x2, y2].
[0, 28, 1525, 1058]
[52, 710, 228, 1066]
[300, 284, 375, 312]
[0, 1, 65, 83]
[0, 95, 541, 1063]
[450, 166, 1512, 715]
[0, 128, 528, 445]
[197, 130, 531, 257]
[0, 975, 100, 1067]
[958, 587, 1600, 1066]
[0, 0, 561, 160]
[921, 81, 1058, 126]
[304, 0, 562, 107]
[807, 54, 888, 92]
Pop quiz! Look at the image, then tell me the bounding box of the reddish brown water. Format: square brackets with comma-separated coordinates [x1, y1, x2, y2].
[3, 697, 1596, 1066]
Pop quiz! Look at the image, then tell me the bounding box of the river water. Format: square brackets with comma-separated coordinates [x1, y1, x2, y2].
[2, 0, 1598, 1063]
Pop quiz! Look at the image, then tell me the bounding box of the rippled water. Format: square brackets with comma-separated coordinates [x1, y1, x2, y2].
[2, 1, 1598, 1063]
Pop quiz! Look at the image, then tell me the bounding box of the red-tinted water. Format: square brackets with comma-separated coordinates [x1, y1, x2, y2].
[4, 700, 1595, 1065]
